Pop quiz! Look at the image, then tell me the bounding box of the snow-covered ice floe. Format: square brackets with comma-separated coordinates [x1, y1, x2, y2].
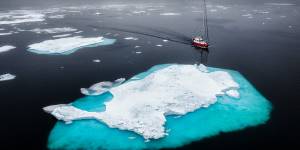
[0, 73, 16, 81]
[0, 45, 16, 53]
[45, 64, 272, 150]
[0, 10, 45, 25]
[27, 36, 116, 55]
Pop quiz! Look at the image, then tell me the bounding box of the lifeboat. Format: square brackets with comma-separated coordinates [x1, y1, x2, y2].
[192, 36, 208, 49]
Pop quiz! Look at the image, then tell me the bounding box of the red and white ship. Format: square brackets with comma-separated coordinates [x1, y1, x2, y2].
[192, 37, 208, 49]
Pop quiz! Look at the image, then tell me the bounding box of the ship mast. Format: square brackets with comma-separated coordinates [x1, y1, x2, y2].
[203, 0, 209, 43]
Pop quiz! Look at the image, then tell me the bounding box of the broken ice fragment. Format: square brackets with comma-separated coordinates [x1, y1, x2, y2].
[0, 32, 13, 36]
[0, 73, 16, 81]
[93, 59, 101, 63]
[48, 15, 65, 19]
[0, 45, 16, 53]
[28, 27, 77, 34]
[226, 90, 240, 98]
[124, 37, 138, 40]
[160, 13, 181, 16]
[197, 64, 208, 72]
[52, 34, 72, 38]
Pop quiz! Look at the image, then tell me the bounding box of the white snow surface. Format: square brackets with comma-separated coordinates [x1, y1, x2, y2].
[28, 36, 104, 54]
[0, 45, 16, 53]
[0, 10, 45, 25]
[0, 73, 16, 81]
[44, 64, 240, 140]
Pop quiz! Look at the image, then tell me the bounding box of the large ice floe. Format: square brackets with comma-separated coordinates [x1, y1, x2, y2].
[27, 36, 116, 55]
[44, 64, 272, 150]
[0, 10, 45, 25]
[0, 45, 16, 53]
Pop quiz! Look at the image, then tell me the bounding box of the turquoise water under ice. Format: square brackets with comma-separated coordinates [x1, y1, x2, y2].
[47, 64, 272, 150]
[28, 38, 116, 55]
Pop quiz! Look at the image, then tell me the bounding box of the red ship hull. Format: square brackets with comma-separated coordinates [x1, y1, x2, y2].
[192, 41, 209, 49]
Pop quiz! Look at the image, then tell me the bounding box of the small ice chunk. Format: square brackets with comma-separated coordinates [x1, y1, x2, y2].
[95, 12, 103, 15]
[52, 34, 72, 38]
[135, 51, 142, 54]
[264, 3, 295, 6]
[124, 37, 138, 40]
[216, 5, 229, 10]
[156, 44, 163, 47]
[242, 14, 252, 17]
[48, 15, 65, 19]
[0, 32, 13, 36]
[74, 31, 83, 34]
[163, 39, 168, 42]
[134, 46, 141, 48]
[0, 45, 16, 53]
[258, 11, 269, 14]
[226, 90, 240, 98]
[0, 73, 16, 81]
[160, 13, 181, 16]
[0, 28, 5, 31]
[132, 11, 146, 14]
[29, 27, 77, 34]
[93, 59, 101, 63]
[198, 64, 208, 73]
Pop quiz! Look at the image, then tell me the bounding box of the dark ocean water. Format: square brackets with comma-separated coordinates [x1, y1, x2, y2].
[0, 0, 299, 149]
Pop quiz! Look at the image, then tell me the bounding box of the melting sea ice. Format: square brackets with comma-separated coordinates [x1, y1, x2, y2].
[45, 64, 272, 150]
